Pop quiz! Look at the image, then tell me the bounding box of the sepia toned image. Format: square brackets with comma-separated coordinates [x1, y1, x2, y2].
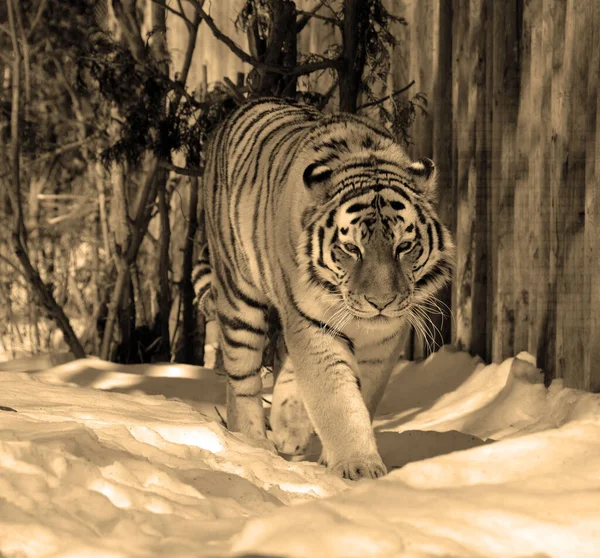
[0, 1, 598, 556]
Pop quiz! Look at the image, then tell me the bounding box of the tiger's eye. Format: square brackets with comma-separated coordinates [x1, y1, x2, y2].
[343, 243, 361, 257]
[396, 241, 412, 257]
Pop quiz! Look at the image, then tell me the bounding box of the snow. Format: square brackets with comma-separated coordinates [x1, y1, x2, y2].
[1, 346, 599, 557]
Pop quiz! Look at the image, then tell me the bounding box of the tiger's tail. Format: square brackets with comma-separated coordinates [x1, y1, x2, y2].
[191, 243, 219, 368]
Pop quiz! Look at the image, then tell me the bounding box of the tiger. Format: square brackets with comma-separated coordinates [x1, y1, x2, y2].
[195, 97, 455, 480]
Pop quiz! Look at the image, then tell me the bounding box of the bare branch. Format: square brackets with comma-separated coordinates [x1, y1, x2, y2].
[223, 77, 245, 104]
[297, 1, 339, 33]
[26, 0, 48, 40]
[7, 0, 25, 246]
[357, 81, 416, 111]
[0, 253, 28, 281]
[178, 9, 202, 85]
[160, 160, 204, 177]
[95, 164, 112, 261]
[45, 202, 97, 225]
[12, 0, 31, 105]
[37, 194, 89, 200]
[192, 3, 340, 77]
[176, 0, 190, 23]
[317, 78, 339, 110]
[151, 0, 191, 28]
[291, 57, 340, 77]
[297, 10, 339, 28]
[0, 135, 99, 181]
[112, 0, 147, 62]
[192, 4, 255, 65]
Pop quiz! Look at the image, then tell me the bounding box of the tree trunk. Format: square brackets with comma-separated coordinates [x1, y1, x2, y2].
[247, 0, 298, 97]
[99, 159, 161, 360]
[157, 172, 171, 360]
[180, 176, 200, 364]
[339, 0, 369, 113]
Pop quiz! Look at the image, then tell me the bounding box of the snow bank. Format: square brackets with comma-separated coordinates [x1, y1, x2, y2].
[0, 346, 599, 557]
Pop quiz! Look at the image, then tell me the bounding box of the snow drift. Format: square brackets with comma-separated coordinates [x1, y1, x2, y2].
[1, 346, 599, 557]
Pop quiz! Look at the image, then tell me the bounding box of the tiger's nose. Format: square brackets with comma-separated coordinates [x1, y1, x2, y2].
[365, 294, 396, 311]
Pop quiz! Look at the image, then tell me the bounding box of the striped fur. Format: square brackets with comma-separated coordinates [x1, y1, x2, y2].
[192, 244, 215, 321]
[196, 98, 455, 479]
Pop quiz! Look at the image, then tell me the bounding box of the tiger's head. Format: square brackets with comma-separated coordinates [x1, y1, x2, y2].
[297, 121, 454, 322]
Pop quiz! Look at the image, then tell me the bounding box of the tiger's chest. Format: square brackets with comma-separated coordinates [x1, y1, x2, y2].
[345, 317, 406, 357]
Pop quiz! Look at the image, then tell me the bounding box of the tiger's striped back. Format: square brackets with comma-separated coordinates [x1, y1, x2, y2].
[203, 98, 323, 303]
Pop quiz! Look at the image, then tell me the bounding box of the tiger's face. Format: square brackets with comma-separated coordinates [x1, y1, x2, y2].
[332, 196, 417, 319]
[301, 153, 454, 322]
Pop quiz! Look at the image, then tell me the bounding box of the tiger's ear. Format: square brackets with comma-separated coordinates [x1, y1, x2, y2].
[407, 158, 437, 198]
[303, 163, 332, 201]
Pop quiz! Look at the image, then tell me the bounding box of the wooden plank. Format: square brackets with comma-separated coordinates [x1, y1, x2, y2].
[584, 0, 600, 392]
[409, 0, 435, 162]
[469, 0, 489, 361]
[386, 0, 414, 360]
[545, 0, 567, 383]
[490, 1, 521, 362]
[431, 0, 455, 351]
[453, 0, 488, 359]
[555, 0, 588, 388]
[451, 0, 469, 352]
[409, 0, 437, 359]
[512, 0, 533, 355]
[388, 0, 412, 104]
[387, 0, 442, 359]
[528, 0, 555, 385]
[484, 0, 495, 362]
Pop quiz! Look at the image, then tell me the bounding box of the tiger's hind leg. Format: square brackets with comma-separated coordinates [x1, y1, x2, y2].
[214, 285, 275, 452]
[270, 336, 314, 456]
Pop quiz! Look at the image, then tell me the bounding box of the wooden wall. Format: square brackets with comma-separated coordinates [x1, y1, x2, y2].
[394, 0, 600, 391]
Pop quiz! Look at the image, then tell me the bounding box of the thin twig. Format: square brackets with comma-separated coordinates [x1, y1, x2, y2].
[317, 78, 339, 110]
[357, 80, 416, 111]
[297, 10, 340, 25]
[0, 253, 28, 280]
[214, 406, 227, 428]
[160, 160, 204, 177]
[297, 3, 340, 33]
[168, 4, 202, 121]
[223, 77, 246, 104]
[175, 0, 191, 26]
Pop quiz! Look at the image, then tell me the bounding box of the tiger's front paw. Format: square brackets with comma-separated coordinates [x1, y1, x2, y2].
[270, 396, 314, 456]
[330, 455, 387, 480]
[273, 424, 314, 456]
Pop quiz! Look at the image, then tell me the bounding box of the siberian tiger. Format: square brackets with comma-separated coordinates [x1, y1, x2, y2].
[195, 97, 454, 480]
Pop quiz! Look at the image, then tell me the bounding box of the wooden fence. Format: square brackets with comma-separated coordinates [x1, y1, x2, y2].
[394, 0, 600, 390]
